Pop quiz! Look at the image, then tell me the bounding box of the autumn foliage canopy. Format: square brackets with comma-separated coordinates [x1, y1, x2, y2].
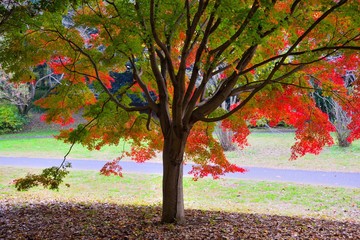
[1, 0, 360, 223]
[1, 0, 360, 177]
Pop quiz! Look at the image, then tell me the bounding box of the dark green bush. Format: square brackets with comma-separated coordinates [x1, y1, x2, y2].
[0, 104, 27, 134]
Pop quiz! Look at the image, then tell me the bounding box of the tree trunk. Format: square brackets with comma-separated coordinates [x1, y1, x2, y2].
[333, 101, 351, 148]
[336, 131, 351, 147]
[161, 130, 188, 224]
[17, 104, 30, 116]
[214, 122, 237, 151]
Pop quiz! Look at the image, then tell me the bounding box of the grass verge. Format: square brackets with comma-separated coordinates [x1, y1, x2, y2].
[1, 167, 359, 223]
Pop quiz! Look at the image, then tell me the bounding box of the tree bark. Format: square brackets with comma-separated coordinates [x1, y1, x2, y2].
[161, 130, 188, 224]
[336, 131, 351, 147]
[16, 104, 30, 116]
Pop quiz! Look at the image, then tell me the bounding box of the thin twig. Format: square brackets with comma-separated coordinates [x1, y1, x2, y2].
[55, 97, 112, 174]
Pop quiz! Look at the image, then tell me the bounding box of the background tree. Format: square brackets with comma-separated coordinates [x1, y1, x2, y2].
[309, 54, 359, 147]
[1, 0, 360, 224]
[214, 96, 238, 152]
[0, 64, 63, 115]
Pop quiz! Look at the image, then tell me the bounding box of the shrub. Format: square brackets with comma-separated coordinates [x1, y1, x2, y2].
[0, 104, 27, 134]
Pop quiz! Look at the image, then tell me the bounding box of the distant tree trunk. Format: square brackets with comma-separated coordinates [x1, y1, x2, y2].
[214, 123, 237, 151]
[161, 129, 189, 224]
[214, 97, 237, 151]
[312, 85, 352, 148]
[16, 104, 31, 116]
[333, 101, 351, 147]
[336, 132, 351, 147]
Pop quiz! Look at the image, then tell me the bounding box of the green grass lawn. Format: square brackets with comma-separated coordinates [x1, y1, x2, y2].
[0, 130, 131, 160]
[0, 167, 359, 223]
[1, 129, 359, 172]
[227, 131, 360, 172]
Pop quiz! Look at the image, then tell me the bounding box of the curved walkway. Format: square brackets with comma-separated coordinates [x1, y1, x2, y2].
[1, 156, 359, 188]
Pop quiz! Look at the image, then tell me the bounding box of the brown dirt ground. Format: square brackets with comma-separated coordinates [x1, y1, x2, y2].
[1, 200, 359, 240]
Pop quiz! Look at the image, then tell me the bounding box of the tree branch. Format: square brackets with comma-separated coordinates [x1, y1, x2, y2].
[182, 1, 221, 108]
[209, 0, 260, 56]
[129, 56, 159, 112]
[189, 45, 257, 122]
[149, 0, 176, 85]
[193, 0, 349, 123]
[45, 29, 152, 113]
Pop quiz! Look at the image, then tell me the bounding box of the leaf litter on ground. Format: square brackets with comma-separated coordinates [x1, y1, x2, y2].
[1, 199, 359, 240]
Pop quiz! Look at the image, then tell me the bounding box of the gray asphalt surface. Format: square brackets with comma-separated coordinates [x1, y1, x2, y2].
[1, 156, 359, 188]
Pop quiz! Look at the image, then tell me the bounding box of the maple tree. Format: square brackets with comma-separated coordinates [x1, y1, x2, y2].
[1, 0, 360, 223]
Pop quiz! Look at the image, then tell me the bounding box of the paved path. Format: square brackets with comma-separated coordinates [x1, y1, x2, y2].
[1, 156, 359, 188]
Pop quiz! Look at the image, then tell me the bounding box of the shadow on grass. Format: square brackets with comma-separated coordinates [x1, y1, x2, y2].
[1, 201, 359, 239]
